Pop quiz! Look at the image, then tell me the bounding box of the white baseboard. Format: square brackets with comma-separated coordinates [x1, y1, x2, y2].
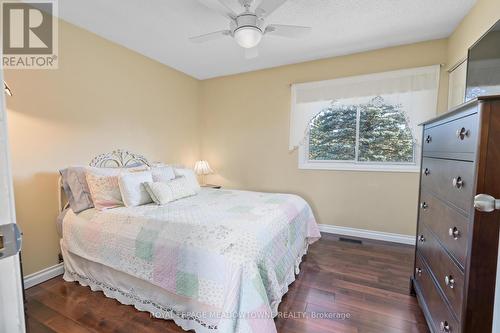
[319, 224, 415, 245]
[24, 263, 64, 289]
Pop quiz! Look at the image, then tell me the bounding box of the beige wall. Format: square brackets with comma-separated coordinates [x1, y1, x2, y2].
[4, 20, 200, 275]
[447, 0, 500, 67]
[200, 40, 449, 237]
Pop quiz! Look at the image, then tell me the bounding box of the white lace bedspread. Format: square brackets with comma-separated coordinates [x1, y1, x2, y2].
[62, 188, 321, 333]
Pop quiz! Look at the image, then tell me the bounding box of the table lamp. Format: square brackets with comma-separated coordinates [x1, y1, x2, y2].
[194, 160, 213, 186]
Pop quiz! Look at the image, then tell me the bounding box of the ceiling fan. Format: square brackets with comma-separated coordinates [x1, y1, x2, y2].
[190, 0, 312, 58]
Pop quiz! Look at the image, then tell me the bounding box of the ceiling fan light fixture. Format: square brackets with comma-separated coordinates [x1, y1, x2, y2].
[234, 26, 262, 48]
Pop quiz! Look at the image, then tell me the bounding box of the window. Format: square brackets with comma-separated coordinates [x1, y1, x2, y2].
[358, 98, 414, 163]
[290, 66, 441, 172]
[448, 59, 467, 109]
[308, 105, 357, 161]
[308, 96, 415, 166]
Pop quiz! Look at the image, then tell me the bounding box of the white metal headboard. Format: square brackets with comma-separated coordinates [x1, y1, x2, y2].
[58, 150, 151, 212]
[89, 150, 151, 168]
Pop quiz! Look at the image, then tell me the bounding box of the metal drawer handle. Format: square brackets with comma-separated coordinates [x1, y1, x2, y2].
[444, 275, 455, 289]
[456, 127, 470, 140]
[420, 202, 428, 210]
[452, 177, 463, 189]
[418, 235, 425, 243]
[448, 227, 460, 240]
[415, 267, 422, 276]
[474, 194, 500, 212]
[425, 135, 432, 143]
[440, 321, 451, 332]
[424, 168, 430, 176]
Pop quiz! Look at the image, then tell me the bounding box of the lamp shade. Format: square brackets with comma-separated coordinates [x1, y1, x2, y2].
[194, 160, 214, 175]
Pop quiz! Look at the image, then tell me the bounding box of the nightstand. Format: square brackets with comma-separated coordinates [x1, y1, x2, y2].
[201, 184, 221, 189]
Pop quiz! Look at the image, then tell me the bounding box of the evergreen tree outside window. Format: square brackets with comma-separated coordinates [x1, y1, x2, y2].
[308, 105, 357, 161]
[306, 96, 415, 168]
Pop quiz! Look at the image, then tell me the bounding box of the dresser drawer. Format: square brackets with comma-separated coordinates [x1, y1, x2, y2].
[417, 224, 464, 319]
[421, 158, 475, 214]
[415, 254, 460, 333]
[419, 191, 469, 268]
[423, 113, 478, 160]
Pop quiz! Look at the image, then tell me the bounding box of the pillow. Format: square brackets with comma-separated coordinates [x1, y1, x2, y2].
[151, 165, 175, 183]
[86, 169, 125, 210]
[59, 167, 94, 213]
[60, 164, 151, 211]
[125, 161, 149, 168]
[173, 168, 201, 193]
[118, 171, 153, 207]
[144, 177, 196, 205]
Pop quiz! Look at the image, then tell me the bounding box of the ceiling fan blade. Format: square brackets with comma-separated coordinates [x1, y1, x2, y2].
[197, 0, 237, 19]
[244, 47, 259, 59]
[265, 24, 311, 38]
[255, 0, 288, 17]
[189, 30, 232, 43]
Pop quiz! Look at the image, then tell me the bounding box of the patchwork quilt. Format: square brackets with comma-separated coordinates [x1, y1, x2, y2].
[62, 188, 321, 333]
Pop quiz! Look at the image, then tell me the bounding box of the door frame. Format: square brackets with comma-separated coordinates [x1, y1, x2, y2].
[0, 64, 26, 332]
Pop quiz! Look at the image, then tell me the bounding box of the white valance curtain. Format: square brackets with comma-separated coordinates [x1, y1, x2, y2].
[289, 65, 441, 150]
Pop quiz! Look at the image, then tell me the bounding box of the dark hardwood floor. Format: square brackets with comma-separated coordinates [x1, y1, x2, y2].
[25, 233, 429, 333]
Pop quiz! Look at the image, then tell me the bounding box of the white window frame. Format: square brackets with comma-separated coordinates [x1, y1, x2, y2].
[291, 66, 441, 173]
[448, 58, 467, 109]
[298, 102, 420, 173]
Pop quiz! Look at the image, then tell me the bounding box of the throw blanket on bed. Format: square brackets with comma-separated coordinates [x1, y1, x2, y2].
[62, 189, 321, 333]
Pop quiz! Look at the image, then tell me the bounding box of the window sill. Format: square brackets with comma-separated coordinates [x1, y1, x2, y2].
[299, 161, 420, 173]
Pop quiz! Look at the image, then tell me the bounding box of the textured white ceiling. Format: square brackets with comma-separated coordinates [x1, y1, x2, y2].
[56, 0, 476, 79]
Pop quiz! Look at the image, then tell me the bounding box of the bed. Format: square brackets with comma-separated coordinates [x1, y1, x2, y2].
[59, 150, 321, 333]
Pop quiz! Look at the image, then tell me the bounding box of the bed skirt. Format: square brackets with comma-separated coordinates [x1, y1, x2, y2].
[60, 239, 310, 333]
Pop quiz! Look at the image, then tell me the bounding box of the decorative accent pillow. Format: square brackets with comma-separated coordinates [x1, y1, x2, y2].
[86, 169, 125, 210]
[118, 171, 153, 207]
[59, 166, 94, 213]
[173, 168, 201, 193]
[151, 165, 175, 183]
[143, 177, 196, 205]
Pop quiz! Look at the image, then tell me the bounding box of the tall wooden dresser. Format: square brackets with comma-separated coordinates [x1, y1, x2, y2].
[412, 95, 500, 333]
